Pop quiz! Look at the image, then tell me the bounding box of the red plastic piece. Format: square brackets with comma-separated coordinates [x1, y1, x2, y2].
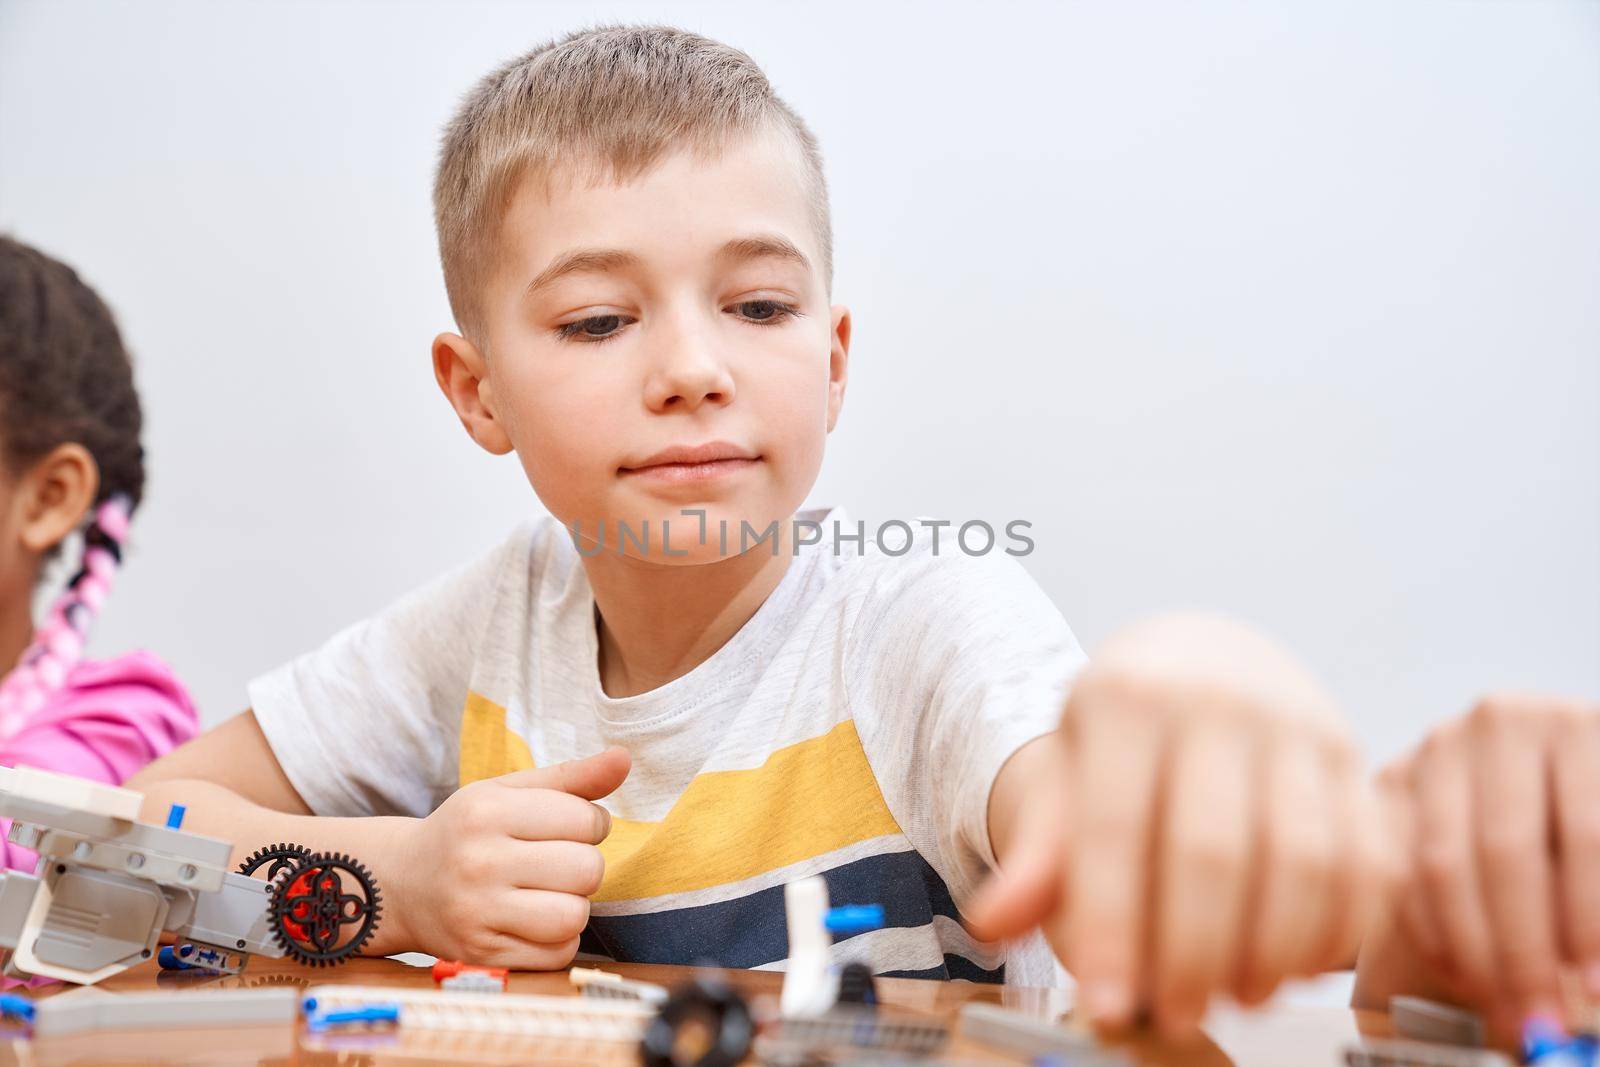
[431, 959, 509, 986]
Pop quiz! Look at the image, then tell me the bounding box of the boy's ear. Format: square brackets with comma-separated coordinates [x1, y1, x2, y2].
[15, 443, 99, 555]
[826, 305, 851, 433]
[433, 331, 515, 455]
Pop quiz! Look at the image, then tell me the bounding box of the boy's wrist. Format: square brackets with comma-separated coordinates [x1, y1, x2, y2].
[352, 815, 422, 957]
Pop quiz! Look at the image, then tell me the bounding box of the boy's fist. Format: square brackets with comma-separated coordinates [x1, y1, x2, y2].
[389, 746, 630, 968]
[968, 613, 1395, 1038]
[1376, 692, 1600, 1023]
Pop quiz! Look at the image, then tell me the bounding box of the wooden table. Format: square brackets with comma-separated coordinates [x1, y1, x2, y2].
[0, 957, 1394, 1066]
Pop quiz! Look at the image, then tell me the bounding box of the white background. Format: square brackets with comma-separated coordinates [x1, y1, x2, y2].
[1, 0, 1595, 762]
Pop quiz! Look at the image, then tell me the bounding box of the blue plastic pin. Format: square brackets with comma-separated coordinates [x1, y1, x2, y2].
[306, 1003, 401, 1032]
[0, 992, 36, 1022]
[165, 804, 186, 830]
[824, 904, 884, 935]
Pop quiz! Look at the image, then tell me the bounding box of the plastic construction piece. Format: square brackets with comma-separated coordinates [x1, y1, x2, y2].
[571, 966, 669, 1005]
[306, 1003, 401, 1033]
[958, 1002, 1128, 1064]
[301, 984, 653, 1039]
[639, 975, 754, 1067]
[1343, 1038, 1515, 1067]
[825, 905, 884, 935]
[760, 1005, 950, 1058]
[157, 943, 239, 973]
[432, 959, 509, 991]
[1524, 1014, 1599, 1066]
[268, 852, 382, 966]
[835, 962, 877, 1008]
[1390, 997, 1486, 1048]
[237, 842, 314, 882]
[29, 986, 299, 1037]
[0, 766, 379, 986]
[0, 766, 279, 985]
[0, 992, 36, 1022]
[781, 876, 886, 1017]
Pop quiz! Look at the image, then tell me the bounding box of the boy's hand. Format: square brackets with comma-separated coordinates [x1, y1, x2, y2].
[1376, 693, 1600, 1023]
[388, 747, 630, 969]
[968, 613, 1394, 1038]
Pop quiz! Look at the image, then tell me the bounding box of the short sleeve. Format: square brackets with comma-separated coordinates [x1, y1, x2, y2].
[248, 526, 531, 818]
[845, 548, 1087, 910]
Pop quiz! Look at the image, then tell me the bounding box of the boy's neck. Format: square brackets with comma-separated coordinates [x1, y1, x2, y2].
[583, 535, 795, 699]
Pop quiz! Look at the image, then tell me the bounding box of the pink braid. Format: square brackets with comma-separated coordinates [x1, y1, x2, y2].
[0, 494, 133, 740]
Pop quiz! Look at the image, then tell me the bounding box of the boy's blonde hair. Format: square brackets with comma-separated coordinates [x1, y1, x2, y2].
[434, 24, 832, 339]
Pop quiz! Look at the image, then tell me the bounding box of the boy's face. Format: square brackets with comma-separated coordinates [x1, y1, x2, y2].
[435, 128, 849, 564]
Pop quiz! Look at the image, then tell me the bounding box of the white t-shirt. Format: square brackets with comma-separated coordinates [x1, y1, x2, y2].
[250, 506, 1087, 986]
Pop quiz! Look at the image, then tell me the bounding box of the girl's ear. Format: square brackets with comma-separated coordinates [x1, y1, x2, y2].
[15, 443, 99, 554]
[433, 331, 515, 455]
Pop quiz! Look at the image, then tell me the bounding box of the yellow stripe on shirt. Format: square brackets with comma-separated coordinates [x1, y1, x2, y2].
[456, 695, 903, 904]
[458, 691, 535, 785]
[592, 718, 902, 903]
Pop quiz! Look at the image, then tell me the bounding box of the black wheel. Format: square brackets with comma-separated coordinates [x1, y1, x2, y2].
[237, 842, 314, 882]
[640, 976, 754, 1067]
[267, 852, 382, 967]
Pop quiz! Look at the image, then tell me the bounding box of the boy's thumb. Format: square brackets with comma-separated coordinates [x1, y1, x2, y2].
[499, 746, 632, 801]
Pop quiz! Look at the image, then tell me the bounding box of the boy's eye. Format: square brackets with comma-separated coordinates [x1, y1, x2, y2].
[557, 314, 631, 342]
[730, 300, 798, 324]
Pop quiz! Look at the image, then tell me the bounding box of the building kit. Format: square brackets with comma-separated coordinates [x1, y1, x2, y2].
[1391, 996, 1487, 1048]
[300, 983, 654, 1040]
[0, 765, 379, 984]
[957, 1001, 1129, 1065]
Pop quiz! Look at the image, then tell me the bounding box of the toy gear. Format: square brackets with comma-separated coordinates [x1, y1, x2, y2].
[237, 842, 314, 882]
[267, 852, 382, 967]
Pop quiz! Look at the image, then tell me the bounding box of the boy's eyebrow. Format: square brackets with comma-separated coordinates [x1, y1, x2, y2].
[525, 249, 641, 297]
[524, 234, 811, 298]
[716, 234, 811, 272]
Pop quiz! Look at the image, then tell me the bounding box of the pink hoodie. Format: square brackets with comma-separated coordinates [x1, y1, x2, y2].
[0, 650, 199, 870]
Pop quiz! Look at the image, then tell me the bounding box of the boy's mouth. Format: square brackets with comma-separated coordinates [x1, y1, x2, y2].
[619, 441, 761, 484]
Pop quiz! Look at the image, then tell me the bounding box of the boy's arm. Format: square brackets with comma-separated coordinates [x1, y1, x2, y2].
[970, 612, 1396, 1038]
[127, 710, 630, 966]
[127, 710, 420, 954]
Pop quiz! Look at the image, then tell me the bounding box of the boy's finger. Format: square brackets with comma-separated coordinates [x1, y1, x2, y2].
[504, 791, 613, 844]
[491, 888, 593, 945]
[1234, 734, 1333, 1002]
[1414, 730, 1496, 996]
[1152, 720, 1251, 1035]
[506, 840, 607, 896]
[1380, 764, 1447, 967]
[475, 929, 583, 971]
[1551, 705, 1600, 997]
[497, 746, 632, 800]
[1469, 703, 1561, 1012]
[1319, 756, 1387, 974]
[1067, 695, 1163, 1028]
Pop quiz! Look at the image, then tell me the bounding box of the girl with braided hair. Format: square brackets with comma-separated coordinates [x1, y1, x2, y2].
[0, 235, 197, 868]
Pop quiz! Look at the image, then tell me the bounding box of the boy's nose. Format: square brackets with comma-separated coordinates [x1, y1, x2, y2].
[643, 340, 736, 413]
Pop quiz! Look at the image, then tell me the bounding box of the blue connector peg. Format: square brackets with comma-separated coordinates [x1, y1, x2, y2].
[165, 804, 186, 830]
[824, 904, 885, 935]
[0, 992, 36, 1023]
[305, 1003, 401, 1032]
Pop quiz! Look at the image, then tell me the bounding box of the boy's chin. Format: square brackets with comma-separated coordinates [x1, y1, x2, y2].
[561, 504, 803, 565]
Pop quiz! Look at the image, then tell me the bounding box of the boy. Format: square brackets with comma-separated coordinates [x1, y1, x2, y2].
[131, 24, 1389, 1036]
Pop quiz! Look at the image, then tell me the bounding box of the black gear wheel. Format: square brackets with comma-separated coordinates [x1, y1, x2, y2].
[267, 852, 382, 967]
[237, 842, 315, 882]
